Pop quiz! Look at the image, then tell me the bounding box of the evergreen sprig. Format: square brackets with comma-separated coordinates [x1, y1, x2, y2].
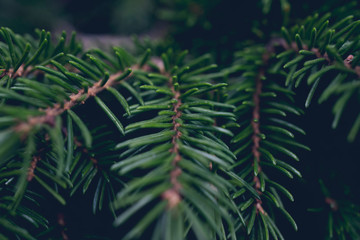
[278, 14, 360, 141]
[0, 28, 141, 239]
[226, 44, 307, 240]
[308, 180, 360, 240]
[0, 27, 244, 239]
[111, 51, 240, 239]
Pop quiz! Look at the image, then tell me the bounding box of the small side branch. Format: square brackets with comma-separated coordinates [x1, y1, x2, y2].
[27, 156, 41, 181]
[74, 137, 99, 168]
[277, 36, 360, 79]
[13, 69, 133, 136]
[0, 64, 31, 79]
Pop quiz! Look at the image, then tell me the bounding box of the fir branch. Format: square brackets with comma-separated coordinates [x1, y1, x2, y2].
[161, 75, 183, 208]
[228, 42, 305, 238]
[278, 14, 360, 140]
[281, 37, 360, 79]
[251, 61, 266, 216]
[13, 69, 134, 137]
[110, 51, 237, 239]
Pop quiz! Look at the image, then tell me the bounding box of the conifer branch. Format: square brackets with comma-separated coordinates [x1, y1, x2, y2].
[281, 38, 360, 78]
[13, 69, 134, 136]
[161, 75, 183, 208]
[228, 42, 305, 237]
[252, 63, 266, 215]
[278, 15, 360, 140]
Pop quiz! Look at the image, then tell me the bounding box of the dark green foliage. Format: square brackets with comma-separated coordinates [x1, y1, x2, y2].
[0, 27, 240, 239]
[1, 2, 360, 239]
[110, 51, 240, 239]
[225, 45, 305, 239]
[278, 13, 360, 141]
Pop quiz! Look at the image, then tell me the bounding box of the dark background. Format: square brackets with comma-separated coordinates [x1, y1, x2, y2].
[1, 0, 360, 239]
[2, 0, 357, 63]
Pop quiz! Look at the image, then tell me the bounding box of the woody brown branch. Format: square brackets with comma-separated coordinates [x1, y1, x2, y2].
[16, 67, 134, 182]
[250, 53, 270, 216]
[276, 37, 360, 78]
[13, 69, 134, 136]
[10, 59, 153, 189]
[27, 133, 51, 181]
[0, 64, 32, 79]
[27, 156, 41, 181]
[161, 73, 183, 208]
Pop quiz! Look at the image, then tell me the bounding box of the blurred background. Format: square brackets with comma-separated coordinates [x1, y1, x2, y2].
[1, 0, 356, 64]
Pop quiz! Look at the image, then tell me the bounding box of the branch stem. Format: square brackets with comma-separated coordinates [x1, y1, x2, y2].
[13, 69, 133, 136]
[162, 73, 183, 208]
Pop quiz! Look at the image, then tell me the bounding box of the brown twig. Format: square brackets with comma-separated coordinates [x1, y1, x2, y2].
[13, 69, 133, 137]
[26, 133, 51, 181]
[161, 76, 183, 208]
[16, 68, 134, 180]
[155, 60, 184, 208]
[277, 37, 360, 79]
[251, 61, 267, 215]
[249, 48, 275, 215]
[0, 64, 32, 79]
[27, 156, 41, 181]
